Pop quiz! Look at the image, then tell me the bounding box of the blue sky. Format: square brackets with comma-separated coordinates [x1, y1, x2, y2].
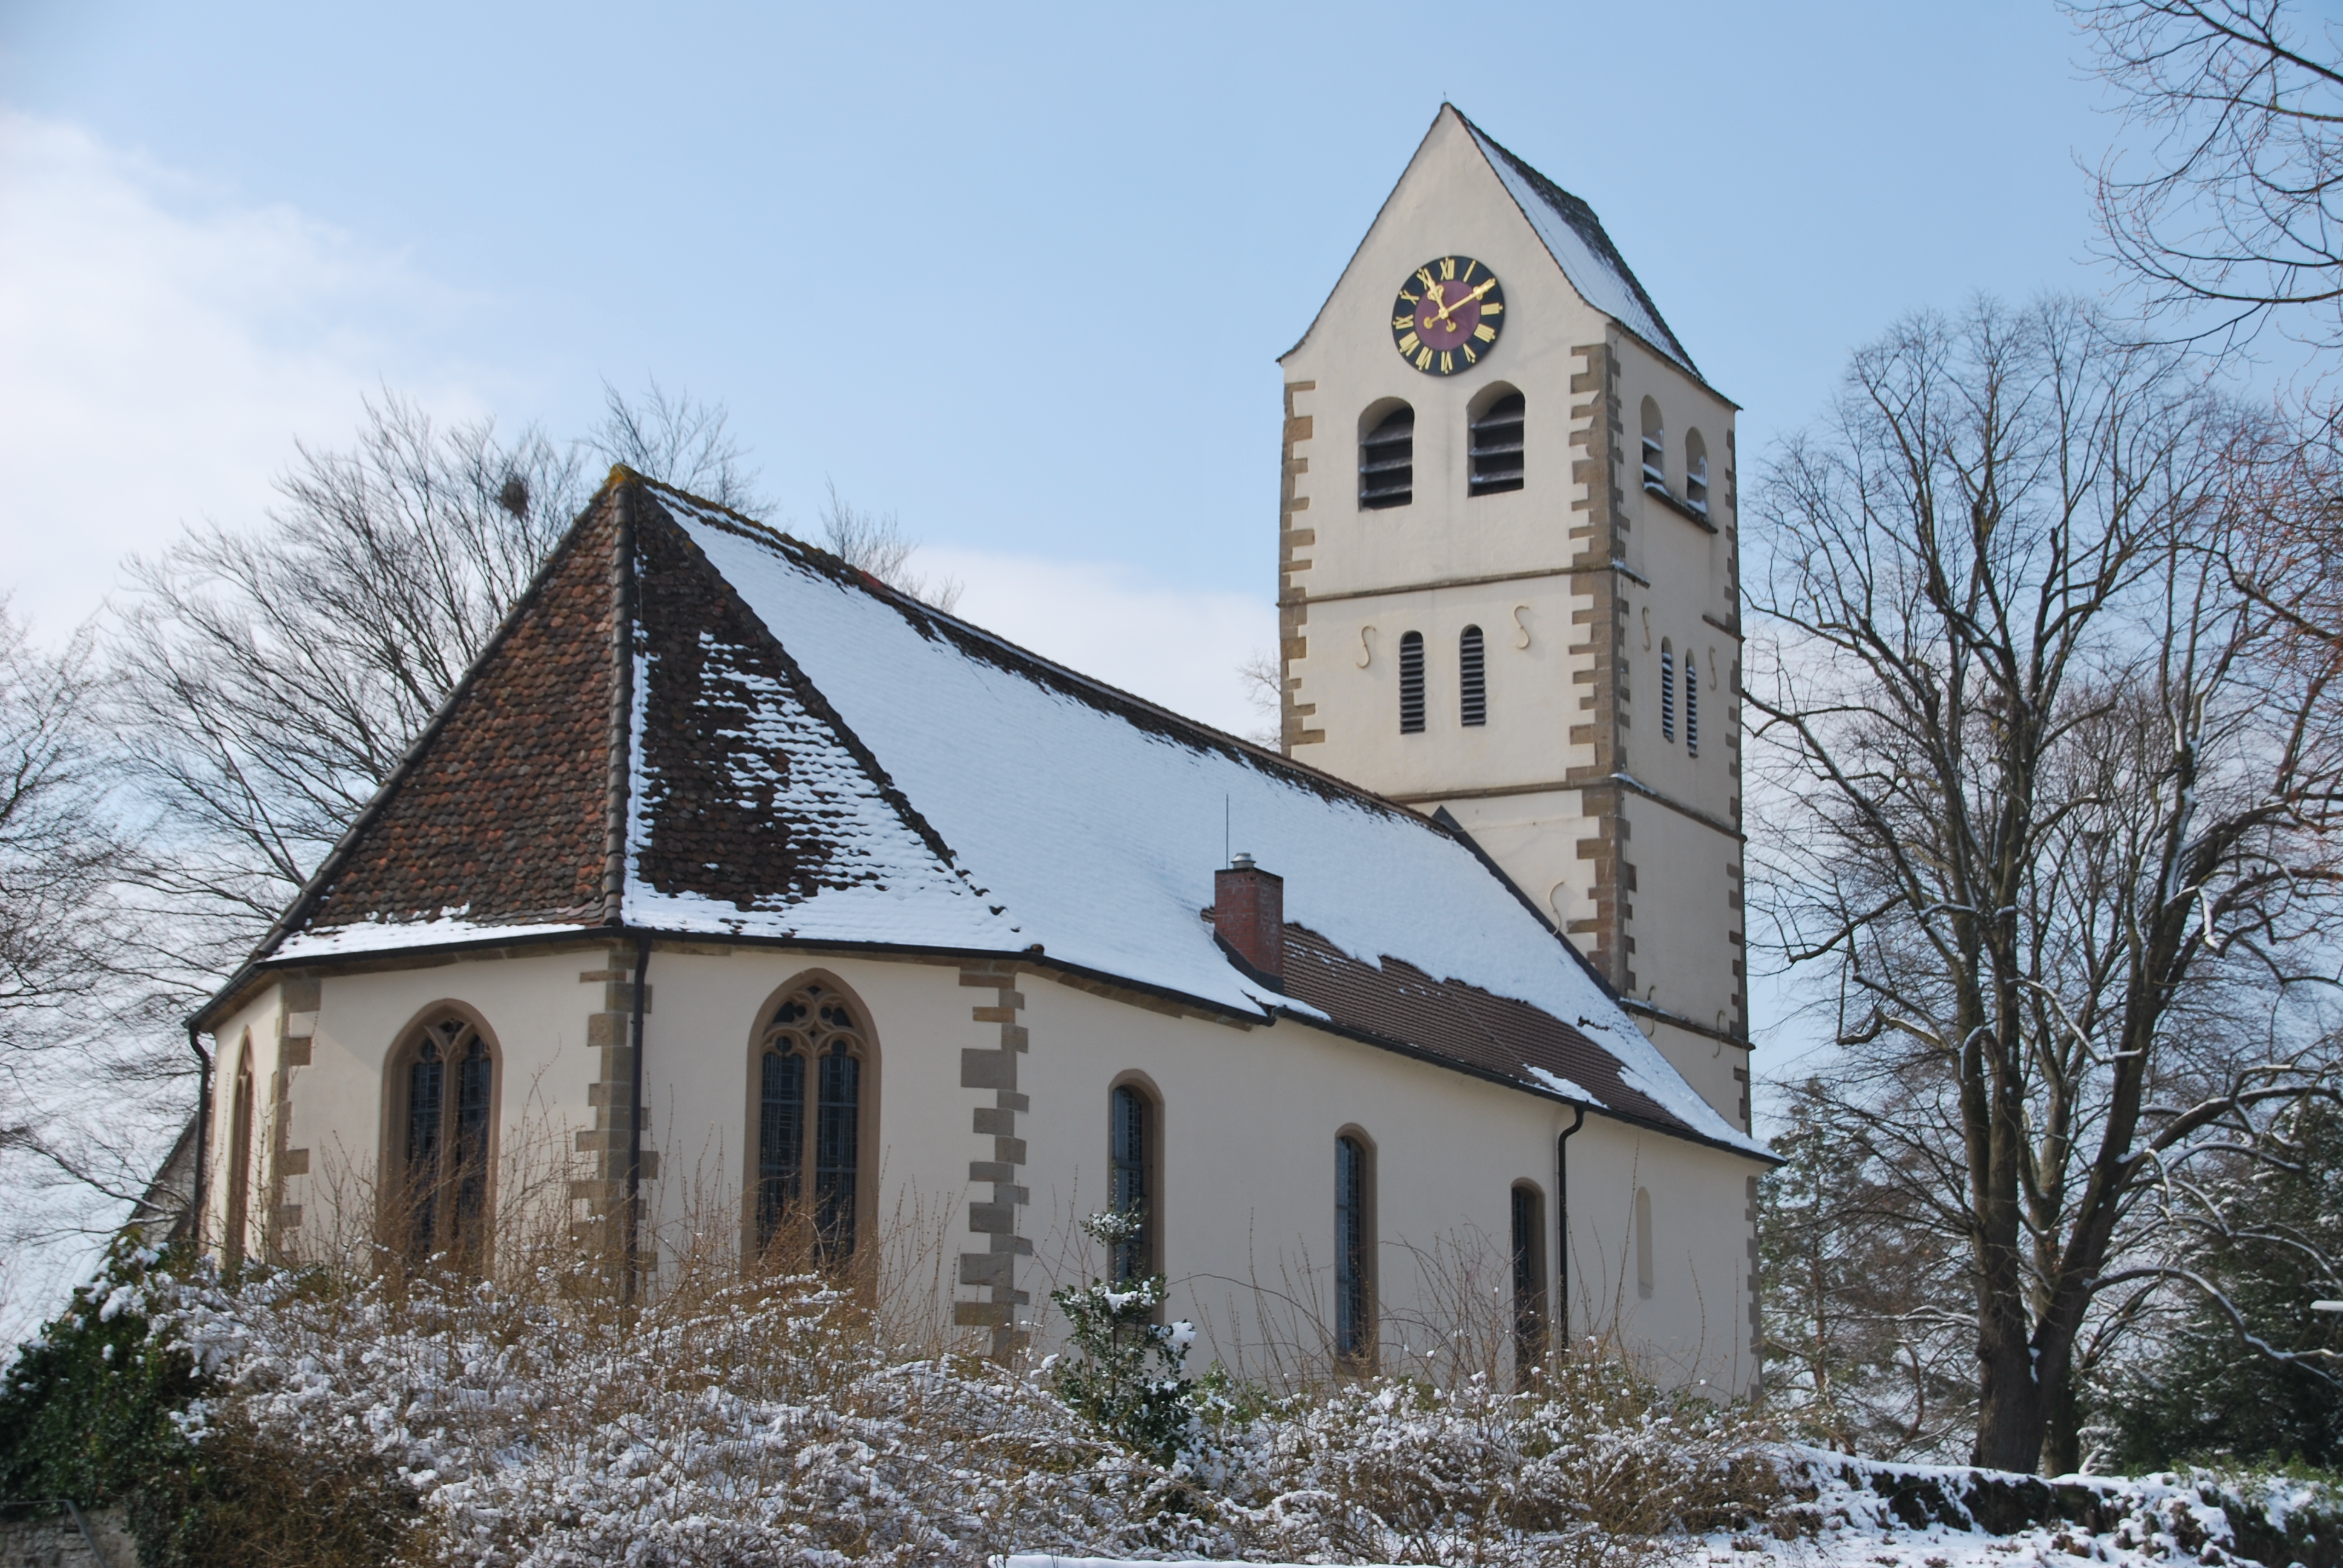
[0, 0, 2122, 729]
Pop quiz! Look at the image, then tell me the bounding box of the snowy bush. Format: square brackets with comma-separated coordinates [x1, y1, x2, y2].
[82, 1217, 1791, 1567]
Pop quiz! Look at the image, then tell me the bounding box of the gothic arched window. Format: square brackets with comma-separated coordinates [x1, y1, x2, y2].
[1468, 387, 1525, 495]
[1108, 1082, 1157, 1283]
[394, 1014, 496, 1268]
[1459, 625, 1487, 727]
[1335, 1132, 1375, 1363]
[1685, 428, 1710, 517]
[1660, 639, 1677, 743]
[1359, 405, 1415, 510]
[755, 979, 870, 1263]
[1398, 631, 1426, 734]
[1640, 398, 1666, 491]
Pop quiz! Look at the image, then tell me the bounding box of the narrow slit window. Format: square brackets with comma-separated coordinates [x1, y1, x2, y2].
[1640, 398, 1666, 492]
[1109, 1084, 1153, 1284]
[1660, 639, 1676, 742]
[1335, 1134, 1371, 1361]
[1398, 631, 1425, 733]
[1468, 391, 1525, 495]
[1635, 1186, 1655, 1299]
[225, 1051, 254, 1269]
[1685, 430, 1709, 518]
[1685, 653, 1699, 757]
[1459, 625, 1486, 727]
[1511, 1184, 1547, 1375]
[1360, 407, 1415, 509]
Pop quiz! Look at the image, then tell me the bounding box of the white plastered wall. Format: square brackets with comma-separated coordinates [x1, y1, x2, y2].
[200, 941, 1761, 1394]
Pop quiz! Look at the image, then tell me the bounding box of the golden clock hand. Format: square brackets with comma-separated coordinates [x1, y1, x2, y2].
[1426, 275, 1497, 331]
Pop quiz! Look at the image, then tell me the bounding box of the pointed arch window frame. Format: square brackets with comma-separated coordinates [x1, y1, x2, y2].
[744, 971, 881, 1266]
[383, 1007, 502, 1272]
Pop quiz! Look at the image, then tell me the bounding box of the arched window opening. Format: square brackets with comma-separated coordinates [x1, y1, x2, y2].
[396, 1015, 496, 1268]
[1634, 1186, 1655, 1299]
[1640, 398, 1666, 492]
[1468, 390, 1525, 496]
[1685, 429, 1710, 517]
[1659, 639, 1676, 743]
[1685, 652, 1700, 757]
[1109, 1083, 1155, 1284]
[1459, 626, 1486, 727]
[224, 1046, 254, 1269]
[756, 981, 870, 1263]
[1511, 1183, 1548, 1377]
[1398, 632, 1426, 734]
[1335, 1134, 1374, 1362]
[1359, 405, 1415, 510]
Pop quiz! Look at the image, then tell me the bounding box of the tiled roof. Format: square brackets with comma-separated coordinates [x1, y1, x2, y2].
[237, 474, 1761, 1157]
[1279, 927, 1689, 1138]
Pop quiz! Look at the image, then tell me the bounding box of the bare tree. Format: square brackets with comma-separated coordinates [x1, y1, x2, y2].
[0, 605, 119, 1047]
[105, 393, 586, 959]
[0, 604, 185, 1272]
[1749, 298, 2343, 1472]
[1235, 650, 1283, 748]
[587, 377, 769, 514]
[816, 479, 962, 612]
[2074, 0, 2343, 342]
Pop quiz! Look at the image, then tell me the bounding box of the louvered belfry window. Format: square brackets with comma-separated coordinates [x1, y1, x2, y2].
[1359, 407, 1415, 509]
[1398, 631, 1426, 733]
[1460, 626, 1487, 727]
[1469, 391, 1525, 495]
[1685, 651, 1700, 757]
[1660, 640, 1676, 742]
[399, 1016, 495, 1268]
[757, 981, 867, 1262]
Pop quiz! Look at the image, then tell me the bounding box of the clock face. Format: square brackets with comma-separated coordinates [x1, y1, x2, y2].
[1391, 255, 1504, 376]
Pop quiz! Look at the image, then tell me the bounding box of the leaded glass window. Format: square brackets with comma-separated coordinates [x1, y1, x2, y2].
[1109, 1085, 1152, 1283]
[756, 982, 868, 1263]
[1335, 1134, 1371, 1361]
[399, 1017, 494, 1267]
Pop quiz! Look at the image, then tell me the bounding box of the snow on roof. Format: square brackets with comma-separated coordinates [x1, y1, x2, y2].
[1460, 114, 1699, 376]
[654, 491, 1758, 1155]
[256, 475, 1760, 1157]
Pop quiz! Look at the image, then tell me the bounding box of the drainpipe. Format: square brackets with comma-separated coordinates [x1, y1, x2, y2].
[1556, 1105, 1585, 1348]
[187, 1021, 213, 1249]
[623, 930, 650, 1302]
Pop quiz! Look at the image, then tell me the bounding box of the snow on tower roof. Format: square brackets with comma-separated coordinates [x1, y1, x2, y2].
[1456, 111, 1700, 376]
[236, 475, 1761, 1156]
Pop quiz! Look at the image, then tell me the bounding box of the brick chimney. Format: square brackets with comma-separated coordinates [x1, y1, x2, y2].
[1212, 853, 1284, 985]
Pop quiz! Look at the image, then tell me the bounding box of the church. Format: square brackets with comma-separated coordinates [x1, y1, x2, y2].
[188, 105, 1769, 1393]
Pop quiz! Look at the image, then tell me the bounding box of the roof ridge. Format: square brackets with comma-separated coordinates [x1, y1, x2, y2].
[638, 474, 1461, 835]
[624, 485, 982, 901]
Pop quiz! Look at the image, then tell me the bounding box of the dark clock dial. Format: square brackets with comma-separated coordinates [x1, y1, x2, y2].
[1391, 255, 1504, 376]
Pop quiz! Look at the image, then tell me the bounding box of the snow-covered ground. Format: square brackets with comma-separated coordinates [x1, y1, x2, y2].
[1011, 1454, 2341, 1568]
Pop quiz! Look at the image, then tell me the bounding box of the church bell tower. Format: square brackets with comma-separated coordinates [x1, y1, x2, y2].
[1276, 106, 1751, 1129]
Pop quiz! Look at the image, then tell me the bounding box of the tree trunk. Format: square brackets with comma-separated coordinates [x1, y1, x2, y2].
[1971, 1325, 2047, 1471]
[2042, 1369, 2082, 1476]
